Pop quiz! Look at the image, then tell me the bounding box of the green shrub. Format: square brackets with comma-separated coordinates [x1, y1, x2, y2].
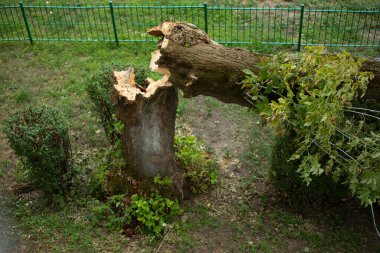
[86, 63, 123, 144]
[86, 64, 148, 144]
[3, 106, 73, 195]
[126, 192, 182, 235]
[88, 199, 125, 232]
[270, 130, 349, 206]
[174, 135, 219, 194]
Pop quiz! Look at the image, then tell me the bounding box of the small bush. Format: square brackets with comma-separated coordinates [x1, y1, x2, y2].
[3, 106, 73, 195]
[270, 130, 349, 206]
[86, 63, 123, 144]
[174, 135, 219, 194]
[126, 192, 182, 235]
[86, 64, 148, 144]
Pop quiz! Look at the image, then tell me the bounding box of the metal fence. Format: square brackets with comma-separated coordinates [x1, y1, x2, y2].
[0, 1, 379, 50]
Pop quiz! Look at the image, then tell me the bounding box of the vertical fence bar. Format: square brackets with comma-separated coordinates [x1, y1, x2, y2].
[109, 0, 119, 47]
[19, 1, 33, 44]
[297, 4, 304, 51]
[204, 2, 208, 33]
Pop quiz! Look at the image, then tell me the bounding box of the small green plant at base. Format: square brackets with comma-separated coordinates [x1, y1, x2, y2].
[3, 105, 73, 195]
[126, 192, 182, 235]
[89, 177, 182, 236]
[175, 135, 219, 194]
[88, 141, 126, 198]
[154, 175, 173, 187]
[177, 98, 186, 117]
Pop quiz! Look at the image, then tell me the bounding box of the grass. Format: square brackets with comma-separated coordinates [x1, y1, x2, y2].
[0, 30, 380, 252]
[13, 199, 132, 252]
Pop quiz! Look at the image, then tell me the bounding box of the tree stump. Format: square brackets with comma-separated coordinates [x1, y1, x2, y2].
[112, 68, 182, 198]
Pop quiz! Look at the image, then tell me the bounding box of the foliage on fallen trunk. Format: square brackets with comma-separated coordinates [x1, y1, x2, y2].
[270, 130, 349, 206]
[243, 46, 379, 206]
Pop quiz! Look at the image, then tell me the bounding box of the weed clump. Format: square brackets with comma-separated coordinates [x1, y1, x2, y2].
[3, 105, 74, 195]
[89, 176, 182, 236]
[86, 63, 124, 144]
[87, 143, 127, 199]
[175, 135, 218, 194]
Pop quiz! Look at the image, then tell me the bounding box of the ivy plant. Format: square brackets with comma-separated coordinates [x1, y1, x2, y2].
[242, 46, 379, 206]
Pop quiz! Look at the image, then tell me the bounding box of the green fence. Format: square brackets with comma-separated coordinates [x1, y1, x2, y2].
[0, 1, 379, 50]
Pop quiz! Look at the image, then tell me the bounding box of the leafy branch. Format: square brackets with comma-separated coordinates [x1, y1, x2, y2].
[242, 46, 380, 206]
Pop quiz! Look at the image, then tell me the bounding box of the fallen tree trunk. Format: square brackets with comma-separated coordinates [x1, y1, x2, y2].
[110, 22, 380, 198]
[148, 21, 380, 105]
[112, 68, 182, 197]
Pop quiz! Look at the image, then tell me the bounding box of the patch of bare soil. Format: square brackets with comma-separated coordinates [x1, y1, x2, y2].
[172, 95, 274, 252]
[171, 94, 380, 252]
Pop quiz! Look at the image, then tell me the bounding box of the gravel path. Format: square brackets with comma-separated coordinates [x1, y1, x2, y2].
[0, 192, 20, 253]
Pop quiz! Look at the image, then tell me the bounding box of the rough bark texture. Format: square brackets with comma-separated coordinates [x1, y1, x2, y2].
[148, 21, 380, 105]
[112, 68, 182, 197]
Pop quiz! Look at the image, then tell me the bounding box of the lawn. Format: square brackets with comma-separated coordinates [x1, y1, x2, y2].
[0, 39, 380, 252]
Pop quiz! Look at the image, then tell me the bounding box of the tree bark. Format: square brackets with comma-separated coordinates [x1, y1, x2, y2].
[112, 68, 182, 197]
[148, 21, 380, 106]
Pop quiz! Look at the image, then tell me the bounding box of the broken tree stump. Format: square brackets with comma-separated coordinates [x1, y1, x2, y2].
[112, 68, 182, 197]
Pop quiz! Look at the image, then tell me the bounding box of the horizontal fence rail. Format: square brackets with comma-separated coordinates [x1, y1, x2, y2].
[0, 1, 379, 50]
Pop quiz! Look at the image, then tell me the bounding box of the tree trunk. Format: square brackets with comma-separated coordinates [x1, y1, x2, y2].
[112, 68, 182, 198]
[148, 21, 380, 105]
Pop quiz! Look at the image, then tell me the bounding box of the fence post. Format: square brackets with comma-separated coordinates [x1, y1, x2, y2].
[109, 0, 119, 47]
[297, 4, 305, 51]
[204, 2, 208, 34]
[19, 1, 33, 45]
